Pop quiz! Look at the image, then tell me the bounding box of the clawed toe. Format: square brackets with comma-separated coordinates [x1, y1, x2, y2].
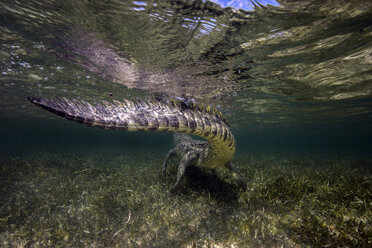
[161, 169, 168, 177]
[170, 184, 183, 194]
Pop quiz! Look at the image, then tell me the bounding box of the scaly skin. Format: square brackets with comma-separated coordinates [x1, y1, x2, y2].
[27, 96, 245, 192]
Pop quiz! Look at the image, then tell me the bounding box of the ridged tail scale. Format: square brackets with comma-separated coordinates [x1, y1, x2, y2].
[27, 96, 235, 168]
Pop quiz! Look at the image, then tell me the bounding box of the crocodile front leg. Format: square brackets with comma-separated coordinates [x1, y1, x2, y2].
[225, 161, 246, 190]
[171, 151, 199, 193]
[162, 148, 177, 176]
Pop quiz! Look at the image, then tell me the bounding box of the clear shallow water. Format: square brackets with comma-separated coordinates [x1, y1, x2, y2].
[0, 1, 371, 247]
[0, 0, 372, 154]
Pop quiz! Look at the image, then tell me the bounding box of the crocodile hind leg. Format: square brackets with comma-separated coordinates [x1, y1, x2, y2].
[225, 162, 246, 190]
[162, 148, 177, 177]
[171, 151, 199, 193]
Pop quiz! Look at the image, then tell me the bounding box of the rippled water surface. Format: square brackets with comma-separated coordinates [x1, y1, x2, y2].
[0, 0, 372, 247]
[1, 0, 371, 123]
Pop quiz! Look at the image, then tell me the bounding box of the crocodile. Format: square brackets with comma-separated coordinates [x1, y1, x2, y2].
[27, 96, 246, 192]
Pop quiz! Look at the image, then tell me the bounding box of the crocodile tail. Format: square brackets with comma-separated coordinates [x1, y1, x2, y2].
[27, 96, 235, 168]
